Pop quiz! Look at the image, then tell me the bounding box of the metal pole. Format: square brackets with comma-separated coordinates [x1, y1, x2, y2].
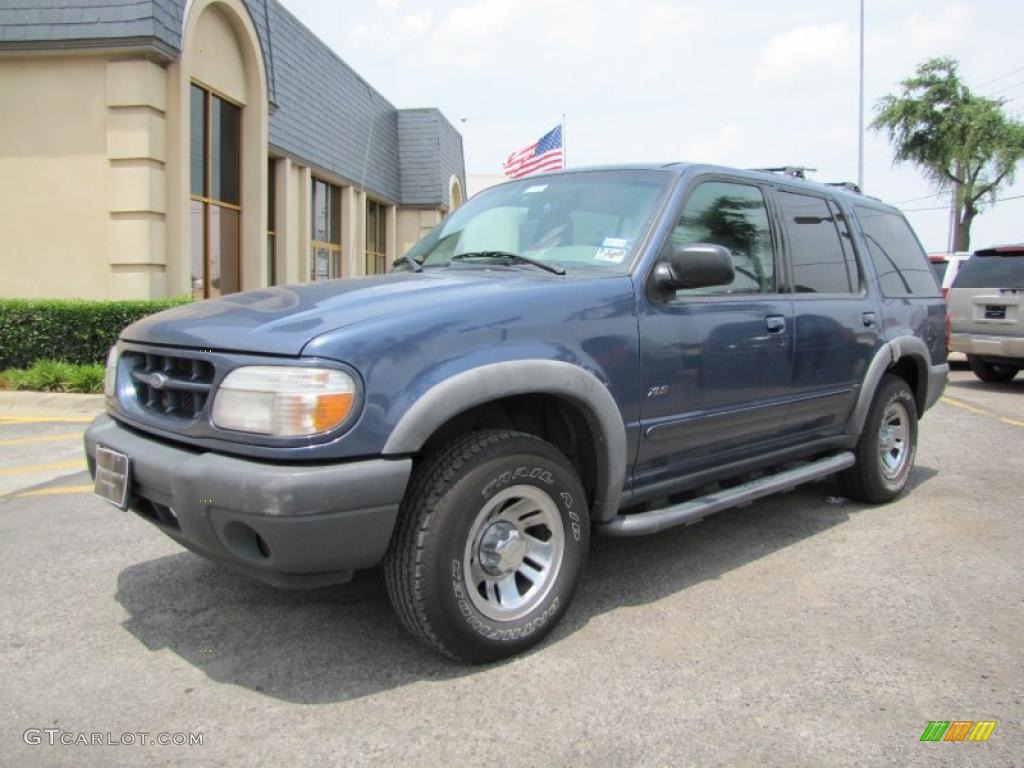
[562, 113, 567, 169]
[858, 0, 865, 190]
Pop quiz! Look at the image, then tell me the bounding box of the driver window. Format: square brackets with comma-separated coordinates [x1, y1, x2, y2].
[669, 181, 776, 295]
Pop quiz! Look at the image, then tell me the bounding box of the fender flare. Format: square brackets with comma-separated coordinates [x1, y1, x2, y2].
[382, 360, 627, 521]
[845, 336, 937, 435]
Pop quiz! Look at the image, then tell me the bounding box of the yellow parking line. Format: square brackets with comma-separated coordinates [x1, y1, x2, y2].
[0, 416, 94, 424]
[0, 432, 82, 447]
[15, 484, 94, 498]
[0, 459, 86, 478]
[941, 396, 1023, 428]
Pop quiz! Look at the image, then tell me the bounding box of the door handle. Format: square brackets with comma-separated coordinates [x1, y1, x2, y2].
[862, 312, 877, 327]
[765, 315, 786, 333]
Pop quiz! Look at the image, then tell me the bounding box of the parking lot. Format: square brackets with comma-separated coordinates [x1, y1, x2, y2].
[1, 367, 1021, 767]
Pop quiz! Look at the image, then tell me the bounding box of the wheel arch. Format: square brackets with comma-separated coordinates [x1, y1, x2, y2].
[382, 361, 627, 521]
[846, 337, 931, 436]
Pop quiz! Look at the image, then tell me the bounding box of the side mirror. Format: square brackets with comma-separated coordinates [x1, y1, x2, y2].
[652, 243, 735, 294]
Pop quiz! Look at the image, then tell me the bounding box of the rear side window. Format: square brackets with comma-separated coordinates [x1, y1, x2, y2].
[855, 207, 939, 297]
[930, 260, 948, 284]
[777, 191, 856, 293]
[952, 255, 1024, 289]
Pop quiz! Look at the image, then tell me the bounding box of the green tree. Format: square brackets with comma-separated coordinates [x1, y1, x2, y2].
[872, 57, 1024, 251]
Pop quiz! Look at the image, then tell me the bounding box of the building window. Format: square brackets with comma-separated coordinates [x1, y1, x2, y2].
[311, 178, 342, 281]
[267, 157, 276, 286]
[366, 199, 388, 275]
[190, 82, 241, 299]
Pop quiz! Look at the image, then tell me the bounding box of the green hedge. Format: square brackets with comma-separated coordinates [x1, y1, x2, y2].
[0, 298, 190, 369]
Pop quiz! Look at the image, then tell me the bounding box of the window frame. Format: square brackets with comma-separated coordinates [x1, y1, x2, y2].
[768, 185, 866, 298]
[648, 174, 785, 304]
[267, 156, 276, 287]
[189, 80, 243, 299]
[310, 177, 342, 281]
[365, 198, 389, 275]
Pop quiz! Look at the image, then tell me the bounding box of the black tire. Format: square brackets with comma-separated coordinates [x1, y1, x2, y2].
[967, 354, 1019, 383]
[384, 429, 589, 662]
[840, 374, 918, 503]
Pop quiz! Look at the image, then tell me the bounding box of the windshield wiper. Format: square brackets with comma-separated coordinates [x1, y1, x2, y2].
[392, 252, 423, 273]
[451, 251, 566, 275]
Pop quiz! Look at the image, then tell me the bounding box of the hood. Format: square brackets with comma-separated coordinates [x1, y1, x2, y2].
[121, 270, 573, 356]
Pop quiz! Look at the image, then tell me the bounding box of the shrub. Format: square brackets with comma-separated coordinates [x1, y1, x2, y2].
[0, 297, 189, 369]
[66, 364, 106, 393]
[0, 360, 107, 394]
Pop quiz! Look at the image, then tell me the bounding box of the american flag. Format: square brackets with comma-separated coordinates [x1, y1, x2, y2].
[502, 125, 564, 179]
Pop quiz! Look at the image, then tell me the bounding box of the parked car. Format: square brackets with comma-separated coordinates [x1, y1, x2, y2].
[928, 251, 972, 298]
[948, 245, 1024, 382]
[85, 164, 948, 662]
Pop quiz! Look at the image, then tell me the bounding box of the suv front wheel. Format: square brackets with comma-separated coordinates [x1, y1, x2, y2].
[385, 429, 589, 662]
[966, 354, 1019, 383]
[840, 374, 918, 503]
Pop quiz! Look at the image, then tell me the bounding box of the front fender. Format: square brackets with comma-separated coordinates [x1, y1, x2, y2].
[381, 360, 627, 521]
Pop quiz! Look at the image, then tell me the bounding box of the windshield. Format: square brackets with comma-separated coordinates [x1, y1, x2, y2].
[952, 254, 1024, 289]
[401, 170, 674, 274]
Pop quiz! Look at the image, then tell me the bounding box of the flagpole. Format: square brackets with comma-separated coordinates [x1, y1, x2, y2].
[562, 113, 567, 169]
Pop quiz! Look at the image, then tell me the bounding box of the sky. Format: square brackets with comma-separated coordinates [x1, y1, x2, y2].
[278, 0, 1024, 252]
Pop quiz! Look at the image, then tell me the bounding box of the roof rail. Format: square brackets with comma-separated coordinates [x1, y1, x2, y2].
[750, 166, 816, 179]
[825, 181, 862, 194]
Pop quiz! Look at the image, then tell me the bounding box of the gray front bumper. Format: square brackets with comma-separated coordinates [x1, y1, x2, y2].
[85, 414, 412, 588]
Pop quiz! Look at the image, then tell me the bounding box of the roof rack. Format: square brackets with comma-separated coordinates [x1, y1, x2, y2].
[750, 166, 817, 179]
[825, 181, 863, 194]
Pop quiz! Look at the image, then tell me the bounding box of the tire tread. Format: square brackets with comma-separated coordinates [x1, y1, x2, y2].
[384, 429, 551, 660]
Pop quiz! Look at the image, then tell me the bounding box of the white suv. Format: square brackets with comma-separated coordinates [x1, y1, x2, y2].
[948, 245, 1024, 382]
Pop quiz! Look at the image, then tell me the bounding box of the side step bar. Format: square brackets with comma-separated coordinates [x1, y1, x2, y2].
[597, 452, 856, 537]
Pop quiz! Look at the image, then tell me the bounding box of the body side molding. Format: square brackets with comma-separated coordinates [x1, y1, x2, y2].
[382, 360, 628, 521]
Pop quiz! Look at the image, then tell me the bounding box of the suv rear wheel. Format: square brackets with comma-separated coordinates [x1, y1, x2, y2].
[840, 374, 918, 503]
[966, 354, 1019, 383]
[385, 429, 589, 662]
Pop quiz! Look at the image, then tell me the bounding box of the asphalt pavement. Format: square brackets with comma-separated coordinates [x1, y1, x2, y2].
[1, 369, 1021, 767]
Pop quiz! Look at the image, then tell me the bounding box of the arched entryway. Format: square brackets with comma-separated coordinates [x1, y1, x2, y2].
[168, 0, 268, 298]
[449, 175, 464, 210]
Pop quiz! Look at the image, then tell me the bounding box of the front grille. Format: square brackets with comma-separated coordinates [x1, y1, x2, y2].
[123, 351, 215, 420]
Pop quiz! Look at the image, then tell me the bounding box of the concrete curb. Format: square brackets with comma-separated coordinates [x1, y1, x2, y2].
[0, 391, 104, 418]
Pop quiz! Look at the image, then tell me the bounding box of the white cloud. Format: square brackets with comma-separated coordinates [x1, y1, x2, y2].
[687, 124, 744, 163]
[281, 0, 1023, 250]
[756, 21, 856, 81]
[902, 4, 971, 53]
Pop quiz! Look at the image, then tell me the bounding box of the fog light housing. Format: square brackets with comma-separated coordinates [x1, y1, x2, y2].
[212, 366, 356, 437]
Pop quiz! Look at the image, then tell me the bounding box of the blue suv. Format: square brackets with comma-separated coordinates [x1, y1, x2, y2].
[86, 164, 948, 662]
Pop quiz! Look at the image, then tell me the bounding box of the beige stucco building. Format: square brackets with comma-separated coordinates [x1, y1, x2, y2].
[0, 0, 466, 300]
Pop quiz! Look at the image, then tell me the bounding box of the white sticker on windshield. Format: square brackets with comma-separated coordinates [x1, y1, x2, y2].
[523, 184, 548, 194]
[595, 247, 626, 263]
[602, 237, 629, 249]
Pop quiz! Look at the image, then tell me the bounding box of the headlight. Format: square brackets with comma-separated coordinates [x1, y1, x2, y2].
[104, 346, 118, 399]
[211, 366, 357, 437]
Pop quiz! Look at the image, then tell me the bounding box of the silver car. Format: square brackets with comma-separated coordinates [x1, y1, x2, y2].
[948, 245, 1024, 382]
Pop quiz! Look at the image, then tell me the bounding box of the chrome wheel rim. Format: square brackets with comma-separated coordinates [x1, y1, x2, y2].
[464, 484, 565, 622]
[878, 402, 910, 479]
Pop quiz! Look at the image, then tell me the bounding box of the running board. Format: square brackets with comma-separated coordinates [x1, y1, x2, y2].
[597, 452, 856, 537]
